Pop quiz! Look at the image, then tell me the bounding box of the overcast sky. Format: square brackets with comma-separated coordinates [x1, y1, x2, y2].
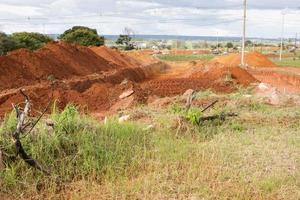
[0, 0, 299, 38]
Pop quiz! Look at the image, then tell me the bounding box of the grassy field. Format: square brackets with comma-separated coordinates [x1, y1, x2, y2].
[274, 58, 300, 67]
[0, 89, 300, 199]
[157, 54, 215, 61]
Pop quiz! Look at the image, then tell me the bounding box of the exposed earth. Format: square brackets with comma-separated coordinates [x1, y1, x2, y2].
[1, 42, 300, 117]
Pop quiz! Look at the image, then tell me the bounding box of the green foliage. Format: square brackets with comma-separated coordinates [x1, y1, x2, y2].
[225, 42, 234, 49]
[185, 108, 203, 124]
[0, 32, 18, 55]
[0, 105, 151, 193]
[245, 40, 253, 47]
[116, 34, 134, 50]
[170, 103, 202, 124]
[11, 32, 53, 50]
[59, 26, 104, 46]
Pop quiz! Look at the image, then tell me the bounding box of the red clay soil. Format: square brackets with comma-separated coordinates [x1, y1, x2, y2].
[190, 64, 258, 86]
[90, 46, 142, 68]
[125, 50, 158, 65]
[249, 68, 300, 94]
[213, 52, 277, 68]
[0, 43, 260, 118]
[0, 42, 120, 90]
[142, 64, 257, 97]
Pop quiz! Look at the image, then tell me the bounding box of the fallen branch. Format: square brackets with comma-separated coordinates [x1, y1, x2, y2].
[197, 112, 238, 124]
[12, 89, 50, 175]
[201, 100, 218, 113]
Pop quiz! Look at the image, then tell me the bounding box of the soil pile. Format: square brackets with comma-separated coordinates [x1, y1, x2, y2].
[90, 46, 142, 68]
[125, 50, 158, 65]
[0, 42, 118, 90]
[213, 52, 277, 68]
[190, 63, 258, 86]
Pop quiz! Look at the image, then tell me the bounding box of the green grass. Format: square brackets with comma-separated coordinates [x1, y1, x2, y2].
[0, 105, 152, 198]
[0, 91, 300, 199]
[274, 58, 300, 67]
[157, 54, 215, 61]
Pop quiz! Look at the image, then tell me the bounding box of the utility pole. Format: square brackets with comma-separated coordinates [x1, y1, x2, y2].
[295, 33, 298, 49]
[241, 0, 247, 67]
[279, 10, 287, 61]
[216, 32, 219, 54]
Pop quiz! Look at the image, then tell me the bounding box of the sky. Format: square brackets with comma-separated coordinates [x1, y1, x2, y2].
[0, 0, 299, 38]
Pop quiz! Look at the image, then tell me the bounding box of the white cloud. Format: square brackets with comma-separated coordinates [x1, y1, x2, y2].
[0, 0, 299, 38]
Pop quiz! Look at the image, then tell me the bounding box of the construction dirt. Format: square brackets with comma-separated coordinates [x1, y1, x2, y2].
[1, 43, 298, 117]
[213, 52, 278, 68]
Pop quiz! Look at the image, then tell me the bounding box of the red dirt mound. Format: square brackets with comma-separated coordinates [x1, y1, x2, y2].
[190, 64, 258, 86]
[0, 42, 119, 90]
[213, 52, 277, 68]
[125, 50, 158, 65]
[90, 46, 142, 68]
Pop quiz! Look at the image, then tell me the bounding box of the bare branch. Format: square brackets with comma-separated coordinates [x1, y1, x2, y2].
[201, 100, 218, 113]
[12, 90, 50, 175]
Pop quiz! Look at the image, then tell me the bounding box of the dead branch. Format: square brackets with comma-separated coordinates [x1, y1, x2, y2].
[197, 112, 238, 124]
[12, 89, 50, 175]
[185, 90, 196, 112]
[201, 100, 218, 113]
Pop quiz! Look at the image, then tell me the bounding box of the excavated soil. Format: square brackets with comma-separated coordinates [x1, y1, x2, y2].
[0, 44, 260, 117]
[213, 52, 277, 68]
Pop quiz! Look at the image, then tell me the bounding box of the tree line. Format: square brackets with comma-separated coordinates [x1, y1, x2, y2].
[0, 26, 107, 55]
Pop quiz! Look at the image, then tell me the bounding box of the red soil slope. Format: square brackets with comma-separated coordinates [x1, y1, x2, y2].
[0, 42, 119, 90]
[90, 46, 142, 68]
[213, 52, 277, 68]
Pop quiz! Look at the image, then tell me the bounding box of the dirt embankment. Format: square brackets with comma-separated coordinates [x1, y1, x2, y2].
[0, 42, 122, 90]
[0, 44, 259, 117]
[213, 52, 277, 68]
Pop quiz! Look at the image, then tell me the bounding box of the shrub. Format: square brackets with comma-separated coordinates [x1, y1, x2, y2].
[0, 32, 18, 55]
[10, 32, 53, 50]
[59, 26, 104, 46]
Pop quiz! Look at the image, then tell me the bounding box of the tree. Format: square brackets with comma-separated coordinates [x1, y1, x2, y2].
[116, 27, 135, 50]
[59, 26, 104, 46]
[0, 32, 18, 55]
[11, 32, 53, 50]
[245, 40, 253, 47]
[225, 42, 234, 49]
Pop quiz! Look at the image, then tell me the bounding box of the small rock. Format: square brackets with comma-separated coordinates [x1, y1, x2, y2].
[120, 78, 128, 85]
[119, 90, 134, 99]
[258, 83, 269, 91]
[118, 115, 130, 123]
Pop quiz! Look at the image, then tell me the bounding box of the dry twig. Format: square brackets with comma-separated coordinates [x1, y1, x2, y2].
[12, 89, 50, 175]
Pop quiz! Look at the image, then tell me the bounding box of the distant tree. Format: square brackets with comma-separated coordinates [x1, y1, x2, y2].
[245, 40, 253, 47]
[225, 42, 234, 49]
[116, 27, 135, 50]
[11, 32, 53, 50]
[59, 26, 104, 46]
[0, 32, 18, 55]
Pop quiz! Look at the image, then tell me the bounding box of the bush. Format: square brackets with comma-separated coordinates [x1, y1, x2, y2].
[225, 42, 234, 49]
[10, 32, 53, 50]
[59, 26, 104, 46]
[0, 32, 18, 55]
[116, 34, 134, 50]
